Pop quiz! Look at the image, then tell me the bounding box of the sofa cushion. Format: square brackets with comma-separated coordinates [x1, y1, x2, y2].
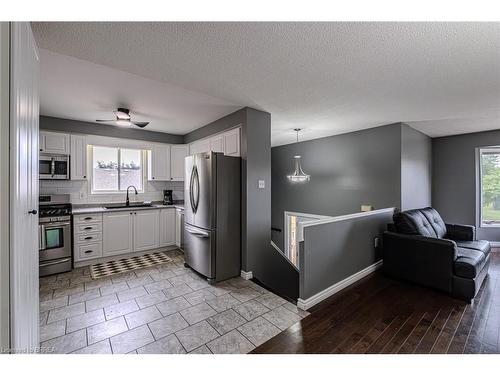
[393, 207, 447, 238]
[455, 240, 491, 257]
[454, 247, 487, 279]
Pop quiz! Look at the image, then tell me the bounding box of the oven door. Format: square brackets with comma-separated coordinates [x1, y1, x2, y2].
[39, 221, 72, 261]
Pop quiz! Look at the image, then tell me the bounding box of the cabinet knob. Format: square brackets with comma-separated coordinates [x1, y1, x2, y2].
[152, 177, 155, 180]
[83, 175, 86, 178]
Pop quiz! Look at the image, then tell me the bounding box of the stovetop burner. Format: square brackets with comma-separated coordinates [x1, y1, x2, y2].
[39, 194, 72, 218]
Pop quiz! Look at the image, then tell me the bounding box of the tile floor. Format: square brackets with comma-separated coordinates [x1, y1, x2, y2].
[39, 249, 309, 354]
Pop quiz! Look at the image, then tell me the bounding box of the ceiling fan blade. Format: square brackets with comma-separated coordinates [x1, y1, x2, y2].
[132, 121, 149, 128]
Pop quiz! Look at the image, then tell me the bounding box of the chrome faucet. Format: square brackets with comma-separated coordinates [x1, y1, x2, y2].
[125, 185, 138, 207]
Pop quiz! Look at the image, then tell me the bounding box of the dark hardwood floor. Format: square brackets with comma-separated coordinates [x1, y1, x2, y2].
[252, 251, 500, 354]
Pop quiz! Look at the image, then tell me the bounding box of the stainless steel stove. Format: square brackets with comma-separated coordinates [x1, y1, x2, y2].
[39, 194, 73, 276]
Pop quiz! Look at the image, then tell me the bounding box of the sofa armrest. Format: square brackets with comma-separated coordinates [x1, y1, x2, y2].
[445, 223, 476, 241]
[382, 231, 457, 293]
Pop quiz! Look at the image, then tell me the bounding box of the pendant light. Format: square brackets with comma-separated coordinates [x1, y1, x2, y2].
[287, 128, 311, 183]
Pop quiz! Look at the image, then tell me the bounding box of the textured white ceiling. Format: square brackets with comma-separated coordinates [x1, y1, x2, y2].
[37, 49, 241, 134]
[32, 22, 500, 145]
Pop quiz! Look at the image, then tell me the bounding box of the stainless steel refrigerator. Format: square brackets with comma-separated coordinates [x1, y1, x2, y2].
[184, 152, 241, 283]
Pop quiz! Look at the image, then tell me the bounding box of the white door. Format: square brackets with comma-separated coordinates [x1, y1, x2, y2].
[160, 208, 176, 247]
[149, 145, 170, 181]
[9, 22, 40, 351]
[170, 145, 188, 181]
[224, 128, 240, 156]
[70, 134, 87, 180]
[103, 211, 133, 255]
[209, 135, 224, 153]
[134, 209, 160, 252]
[40, 131, 69, 154]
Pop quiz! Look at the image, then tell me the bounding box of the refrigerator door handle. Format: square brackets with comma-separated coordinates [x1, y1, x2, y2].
[185, 227, 209, 238]
[189, 165, 196, 213]
[193, 165, 200, 212]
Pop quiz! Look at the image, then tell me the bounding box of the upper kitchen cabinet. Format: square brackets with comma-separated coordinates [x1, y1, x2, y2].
[170, 145, 189, 181]
[210, 134, 224, 153]
[148, 144, 171, 181]
[70, 134, 87, 180]
[188, 127, 241, 157]
[223, 128, 240, 157]
[39, 131, 70, 154]
[190, 139, 210, 155]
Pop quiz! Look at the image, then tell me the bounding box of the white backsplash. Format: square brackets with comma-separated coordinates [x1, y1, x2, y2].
[40, 179, 184, 205]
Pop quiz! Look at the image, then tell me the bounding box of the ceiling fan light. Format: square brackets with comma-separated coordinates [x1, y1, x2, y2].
[115, 119, 130, 126]
[287, 155, 310, 183]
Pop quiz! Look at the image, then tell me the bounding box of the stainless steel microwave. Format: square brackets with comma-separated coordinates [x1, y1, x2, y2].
[39, 154, 70, 180]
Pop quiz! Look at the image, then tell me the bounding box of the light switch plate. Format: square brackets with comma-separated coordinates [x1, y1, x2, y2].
[258, 180, 265, 189]
[361, 205, 373, 212]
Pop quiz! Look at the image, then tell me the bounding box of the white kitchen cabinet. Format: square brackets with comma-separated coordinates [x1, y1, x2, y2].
[170, 145, 189, 181]
[160, 208, 176, 247]
[190, 139, 210, 155]
[224, 128, 240, 157]
[39, 131, 70, 154]
[103, 211, 134, 256]
[134, 209, 160, 252]
[210, 135, 224, 153]
[148, 144, 171, 181]
[70, 134, 87, 180]
[175, 208, 184, 248]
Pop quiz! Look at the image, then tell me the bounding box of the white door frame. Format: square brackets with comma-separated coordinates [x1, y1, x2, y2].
[9, 22, 40, 353]
[0, 21, 11, 352]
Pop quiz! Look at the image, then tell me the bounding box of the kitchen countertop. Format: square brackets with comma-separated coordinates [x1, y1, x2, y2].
[72, 201, 184, 215]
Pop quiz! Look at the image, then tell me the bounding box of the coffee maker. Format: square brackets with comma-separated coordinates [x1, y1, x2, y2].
[163, 189, 173, 205]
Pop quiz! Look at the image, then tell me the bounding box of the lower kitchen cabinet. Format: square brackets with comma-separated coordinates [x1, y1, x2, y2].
[160, 208, 176, 247]
[75, 207, 178, 265]
[103, 211, 134, 256]
[134, 209, 160, 252]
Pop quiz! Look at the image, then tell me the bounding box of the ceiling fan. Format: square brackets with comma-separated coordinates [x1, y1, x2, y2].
[96, 108, 149, 128]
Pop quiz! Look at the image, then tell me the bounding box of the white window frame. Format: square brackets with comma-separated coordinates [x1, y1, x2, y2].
[477, 146, 500, 228]
[89, 145, 146, 195]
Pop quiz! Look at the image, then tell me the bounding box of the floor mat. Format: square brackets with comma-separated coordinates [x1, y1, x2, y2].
[90, 251, 173, 279]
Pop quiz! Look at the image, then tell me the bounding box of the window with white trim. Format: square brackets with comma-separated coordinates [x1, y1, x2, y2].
[91, 146, 144, 193]
[479, 147, 500, 227]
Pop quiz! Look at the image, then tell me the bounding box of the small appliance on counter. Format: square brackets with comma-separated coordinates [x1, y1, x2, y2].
[163, 189, 173, 205]
[39, 194, 73, 276]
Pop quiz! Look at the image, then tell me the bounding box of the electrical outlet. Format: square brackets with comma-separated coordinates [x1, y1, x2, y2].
[361, 205, 373, 212]
[258, 180, 265, 189]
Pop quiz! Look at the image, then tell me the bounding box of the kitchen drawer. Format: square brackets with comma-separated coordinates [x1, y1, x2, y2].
[74, 214, 102, 223]
[75, 232, 102, 244]
[75, 222, 102, 234]
[75, 242, 102, 261]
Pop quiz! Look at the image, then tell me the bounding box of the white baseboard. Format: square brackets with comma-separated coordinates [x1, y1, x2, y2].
[297, 260, 383, 310]
[240, 270, 253, 280]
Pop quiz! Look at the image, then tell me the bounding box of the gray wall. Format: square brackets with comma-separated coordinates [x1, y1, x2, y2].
[271, 123, 403, 250]
[40, 115, 184, 144]
[300, 209, 394, 300]
[401, 123, 432, 210]
[433, 129, 500, 241]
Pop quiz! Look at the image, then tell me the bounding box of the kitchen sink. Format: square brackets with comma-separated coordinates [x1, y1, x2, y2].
[103, 203, 153, 209]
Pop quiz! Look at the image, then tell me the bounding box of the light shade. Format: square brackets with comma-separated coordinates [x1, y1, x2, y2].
[287, 155, 310, 183]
